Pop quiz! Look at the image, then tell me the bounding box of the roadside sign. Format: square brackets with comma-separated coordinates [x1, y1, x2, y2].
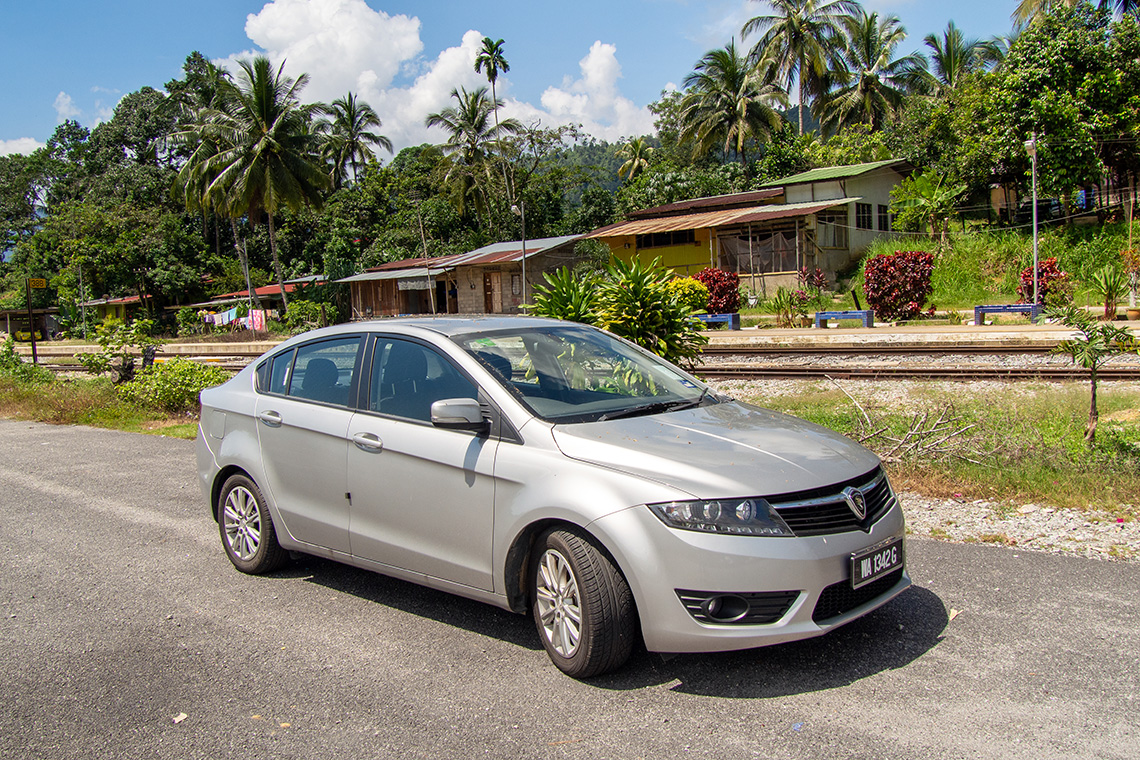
[28, 278, 47, 289]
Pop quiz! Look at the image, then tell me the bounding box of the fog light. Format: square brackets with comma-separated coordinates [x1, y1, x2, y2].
[703, 594, 749, 622]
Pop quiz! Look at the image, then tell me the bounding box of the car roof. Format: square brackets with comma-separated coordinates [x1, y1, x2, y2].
[280, 315, 582, 345]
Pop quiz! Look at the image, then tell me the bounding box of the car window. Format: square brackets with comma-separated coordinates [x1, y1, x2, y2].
[287, 338, 360, 407]
[256, 348, 295, 396]
[462, 326, 710, 423]
[369, 338, 477, 422]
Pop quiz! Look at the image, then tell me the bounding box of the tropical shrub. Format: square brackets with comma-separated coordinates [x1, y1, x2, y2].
[1090, 264, 1128, 320]
[117, 357, 232, 415]
[75, 318, 162, 384]
[0, 337, 54, 384]
[528, 267, 598, 323]
[595, 257, 707, 366]
[692, 267, 740, 313]
[666, 277, 709, 314]
[284, 301, 330, 333]
[177, 307, 206, 337]
[862, 250, 935, 321]
[1017, 257, 1072, 306]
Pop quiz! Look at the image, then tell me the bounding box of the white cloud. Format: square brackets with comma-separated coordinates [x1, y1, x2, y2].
[0, 138, 45, 156]
[529, 41, 654, 141]
[216, 0, 653, 152]
[222, 0, 423, 100]
[54, 91, 80, 123]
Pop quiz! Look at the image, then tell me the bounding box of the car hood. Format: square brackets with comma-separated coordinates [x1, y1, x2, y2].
[551, 400, 879, 499]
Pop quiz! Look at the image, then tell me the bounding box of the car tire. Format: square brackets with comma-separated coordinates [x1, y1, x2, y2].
[530, 528, 635, 678]
[217, 474, 287, 575]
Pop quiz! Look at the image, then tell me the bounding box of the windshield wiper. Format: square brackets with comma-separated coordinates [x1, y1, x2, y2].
[597, 392, 711, 422]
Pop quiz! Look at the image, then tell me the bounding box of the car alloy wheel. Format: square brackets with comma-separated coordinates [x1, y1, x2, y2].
[223, 485, 262, 561]
[535, 548, 583, 658]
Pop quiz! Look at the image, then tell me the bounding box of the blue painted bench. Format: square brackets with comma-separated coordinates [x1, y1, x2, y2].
[974, 304, 1041, 325]
[814, 310, 874, 329]
[696, 313, 741, 330]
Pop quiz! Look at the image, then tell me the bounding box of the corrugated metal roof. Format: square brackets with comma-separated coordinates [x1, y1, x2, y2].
[359, 235, 581, 274]
[586, 198, 855, 238]
[762, 159, 906, 187]
[338, 268, 450, 283]
[628, 189, 784, 219]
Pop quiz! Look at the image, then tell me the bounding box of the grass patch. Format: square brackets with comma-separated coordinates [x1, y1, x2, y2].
[725, 379, 1140, 517]
[0, 375, 199, 439]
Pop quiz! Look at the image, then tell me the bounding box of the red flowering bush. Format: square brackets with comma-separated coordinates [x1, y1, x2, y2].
[862, 250, 934, 321]
[798, 267, 828, 292]
[693, 267, 740, 313]
[1016, 257, 1072, 306]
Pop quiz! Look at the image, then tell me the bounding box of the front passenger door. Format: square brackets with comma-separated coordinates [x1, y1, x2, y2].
[346, 337, 498, 590]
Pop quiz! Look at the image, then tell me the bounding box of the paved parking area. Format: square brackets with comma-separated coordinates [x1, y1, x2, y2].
[1, 419, 1137, 759]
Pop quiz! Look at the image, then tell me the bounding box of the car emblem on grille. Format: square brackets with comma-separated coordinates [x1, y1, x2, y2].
[842, 487, 867, 520]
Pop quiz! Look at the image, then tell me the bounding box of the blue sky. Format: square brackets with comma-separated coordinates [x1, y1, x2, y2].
[0, 0, 1021, 156]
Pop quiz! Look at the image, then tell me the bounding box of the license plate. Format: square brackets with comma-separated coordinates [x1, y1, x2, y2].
[850, 537, 904, 589]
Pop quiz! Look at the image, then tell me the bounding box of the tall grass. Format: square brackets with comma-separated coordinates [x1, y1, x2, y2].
[724, 379, 1140, 516]
[0, 376, 198, 438]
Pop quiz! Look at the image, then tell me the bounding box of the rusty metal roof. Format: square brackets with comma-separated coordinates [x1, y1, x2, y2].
[586, 198, 855, 238]
[628, 189, 784, 219]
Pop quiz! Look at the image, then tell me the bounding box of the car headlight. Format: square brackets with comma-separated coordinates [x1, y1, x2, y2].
[647, 498, 794, 537]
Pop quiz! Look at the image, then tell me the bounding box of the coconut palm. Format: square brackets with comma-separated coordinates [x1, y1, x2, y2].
[171, 108, 264, 310]
[616, 137, 654, 181]
[678, 40, 788, 167]
[474, 37, 513, 197]
[198, 56, 331, 309]
[914, 22, 1003, 96]
[742, 0, 861, 135]
[320, 92, 392, 188]
[425, 87, 521, 220]
[817, 10, 925, 133]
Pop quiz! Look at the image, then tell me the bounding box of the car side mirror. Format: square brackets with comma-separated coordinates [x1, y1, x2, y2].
[430, 398, 488, 431]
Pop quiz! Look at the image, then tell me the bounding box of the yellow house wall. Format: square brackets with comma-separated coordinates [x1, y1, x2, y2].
[605, 230, 717, 275]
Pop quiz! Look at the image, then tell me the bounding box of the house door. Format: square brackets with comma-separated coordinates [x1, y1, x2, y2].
[483, 272, 502, 313]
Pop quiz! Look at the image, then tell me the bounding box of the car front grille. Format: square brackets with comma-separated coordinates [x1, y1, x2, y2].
[771, 468, 895, 537]
[811, 568, 904, 623]
[676, 589, 800, 626]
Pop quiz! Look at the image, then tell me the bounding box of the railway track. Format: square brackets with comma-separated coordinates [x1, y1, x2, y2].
[700, 343, 1058, 356]
[24, 343, 1140, 382]
[694, 365, 1140, 381]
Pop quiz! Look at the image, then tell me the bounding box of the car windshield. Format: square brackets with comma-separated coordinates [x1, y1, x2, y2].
[458, 325, 714, 423]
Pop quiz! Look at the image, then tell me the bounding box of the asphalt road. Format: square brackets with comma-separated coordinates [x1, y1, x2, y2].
[1, 419, 1136, 760]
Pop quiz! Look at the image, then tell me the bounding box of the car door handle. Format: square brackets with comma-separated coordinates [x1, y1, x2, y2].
[257, 410, 283, 427]
[352, 432, 384, 452]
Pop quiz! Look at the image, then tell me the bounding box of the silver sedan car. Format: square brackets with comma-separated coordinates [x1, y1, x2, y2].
[197, 316, 909, 677]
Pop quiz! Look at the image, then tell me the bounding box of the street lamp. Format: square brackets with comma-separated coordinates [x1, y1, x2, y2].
[1024, 133, 1039, 316]
[512, 200, 527, 308]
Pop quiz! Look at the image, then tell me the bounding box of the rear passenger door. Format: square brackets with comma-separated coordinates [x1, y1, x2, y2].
[346, 336, 498, 590]
[255, 335, 363, 555]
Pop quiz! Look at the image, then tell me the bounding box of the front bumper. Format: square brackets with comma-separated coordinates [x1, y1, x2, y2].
[589, 500, 910, 653]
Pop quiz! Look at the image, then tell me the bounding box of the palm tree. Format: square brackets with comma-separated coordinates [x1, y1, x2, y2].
[172, 97, 265, 311]
[742, 0, 861, 135]
[474, 37, 513, 198]
[616, 137, 654, 181]
[200, 56, 331, 309]
[917, 22, 1003, 95]
[817, 10, 924, 133]
[425, 87, 521, 221]
[320, 92, 392, 188]
[678, 40, 788, 167]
